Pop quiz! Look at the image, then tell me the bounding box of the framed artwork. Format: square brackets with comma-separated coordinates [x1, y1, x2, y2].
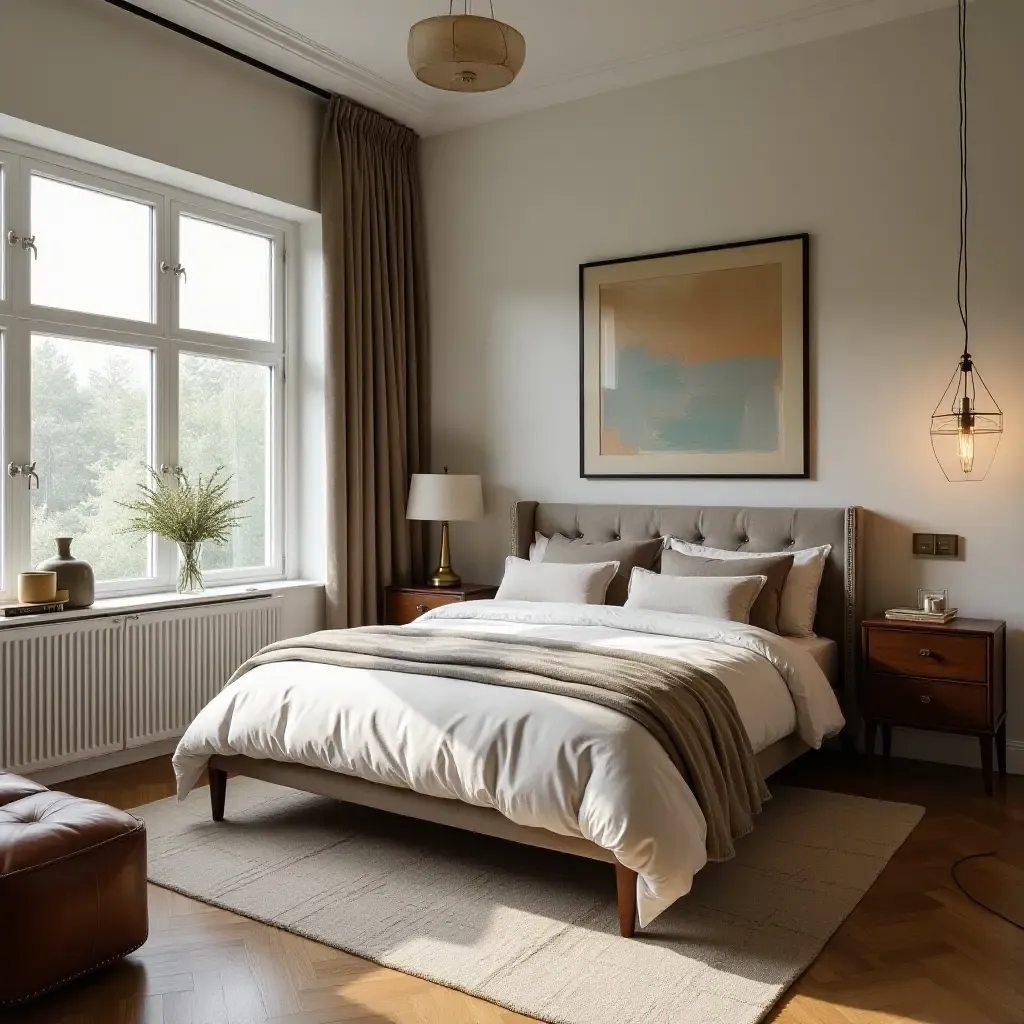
[580, 233, 809, 478]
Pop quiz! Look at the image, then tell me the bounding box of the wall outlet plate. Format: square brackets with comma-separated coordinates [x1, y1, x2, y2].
[913, 533, 937, 556]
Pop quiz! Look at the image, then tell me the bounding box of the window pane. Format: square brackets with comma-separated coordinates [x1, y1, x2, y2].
[0, 331, 4, 592]
[178, 215, 273, 342]
[0, 162, 7, 304]
[31, 335, 153, 582]
[31, 175, 154, 322]
[179, 354, 270, 570]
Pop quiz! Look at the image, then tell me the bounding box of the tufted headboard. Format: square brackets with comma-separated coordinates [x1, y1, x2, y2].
[510, 502, 863, 703]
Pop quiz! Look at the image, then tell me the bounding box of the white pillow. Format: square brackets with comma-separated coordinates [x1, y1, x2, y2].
[495, 556, 619, 604]
[528, 532, 551, 562]
[666, 539, 831, 638]
[625, 567, 767, 624]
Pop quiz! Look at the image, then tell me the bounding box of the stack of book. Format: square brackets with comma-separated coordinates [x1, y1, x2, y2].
[1, 592, 69, 618]
[885, 606, 958, 624]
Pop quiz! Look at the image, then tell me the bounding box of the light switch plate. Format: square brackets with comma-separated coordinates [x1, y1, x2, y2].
[913, 533, 936, 556]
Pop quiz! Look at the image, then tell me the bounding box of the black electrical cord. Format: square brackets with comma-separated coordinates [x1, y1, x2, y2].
[950, 851, 1024, 932]
[956, 0, 970, 358]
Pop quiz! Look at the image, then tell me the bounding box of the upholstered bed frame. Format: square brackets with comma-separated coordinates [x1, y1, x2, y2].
[208, 502, 863, 937]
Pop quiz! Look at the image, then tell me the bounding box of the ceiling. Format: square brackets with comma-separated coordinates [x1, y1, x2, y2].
[128, 0, 955, 134]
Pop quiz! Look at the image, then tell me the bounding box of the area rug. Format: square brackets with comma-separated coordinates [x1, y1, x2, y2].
[135, 779, 923, 1024]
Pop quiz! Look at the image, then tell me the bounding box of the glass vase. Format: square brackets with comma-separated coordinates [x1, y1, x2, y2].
[177, 542, 204, 594]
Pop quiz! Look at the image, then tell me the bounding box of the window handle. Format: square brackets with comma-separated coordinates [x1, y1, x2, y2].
[159, 261, 186, 282]
[7, 230, 37, 259]
[7, 461, 39, 488]
[160, 464, 184, 479]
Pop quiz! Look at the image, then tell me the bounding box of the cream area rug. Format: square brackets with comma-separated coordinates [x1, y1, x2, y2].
[135, 779, 923, 1024]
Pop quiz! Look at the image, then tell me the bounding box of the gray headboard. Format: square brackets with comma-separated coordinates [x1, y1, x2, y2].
[510, 502, 863, 704]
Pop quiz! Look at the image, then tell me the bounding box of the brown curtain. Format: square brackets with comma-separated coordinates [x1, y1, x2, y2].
[321, 96, 429, 627]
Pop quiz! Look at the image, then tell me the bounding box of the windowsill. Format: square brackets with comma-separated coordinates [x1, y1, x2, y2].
[0, 578, 324, 630]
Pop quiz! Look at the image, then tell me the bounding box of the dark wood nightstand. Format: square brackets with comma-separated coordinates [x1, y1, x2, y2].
[861, 616, 1006, 794]
[384, 583, 498, 626]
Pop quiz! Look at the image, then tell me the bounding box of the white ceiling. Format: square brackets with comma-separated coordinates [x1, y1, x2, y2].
[130, 0, 955, 134]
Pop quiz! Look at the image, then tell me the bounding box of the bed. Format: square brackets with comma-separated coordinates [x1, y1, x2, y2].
[174, 502, 863, 936]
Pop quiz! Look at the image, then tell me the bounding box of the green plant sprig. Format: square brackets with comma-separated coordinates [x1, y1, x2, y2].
[117, 466, 251, 546]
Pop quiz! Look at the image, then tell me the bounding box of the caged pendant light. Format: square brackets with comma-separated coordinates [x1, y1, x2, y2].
[408, 1, 525, 93]
[929, 0, 1002, 481]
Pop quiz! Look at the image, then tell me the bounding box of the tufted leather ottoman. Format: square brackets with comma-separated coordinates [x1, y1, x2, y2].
[0, 771, 148, 1006]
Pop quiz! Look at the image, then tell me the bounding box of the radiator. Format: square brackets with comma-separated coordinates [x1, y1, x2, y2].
[125, 598, 281, 747]
[1, 619, 124, 773]
[0, 596, 282, 774]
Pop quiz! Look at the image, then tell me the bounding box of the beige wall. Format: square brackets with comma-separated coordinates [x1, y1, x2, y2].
[0, 0, 323, 210]
[423, 1, 1024, 768]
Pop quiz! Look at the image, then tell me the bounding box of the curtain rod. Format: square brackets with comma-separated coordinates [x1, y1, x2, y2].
[100, 0, 333, 101]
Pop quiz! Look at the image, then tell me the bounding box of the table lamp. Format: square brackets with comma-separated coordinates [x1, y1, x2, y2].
[406, 470, 484, 587]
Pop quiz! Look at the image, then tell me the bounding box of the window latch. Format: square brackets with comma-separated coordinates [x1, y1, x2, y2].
[6, 230, 37, 259]
[7, 462, 39, 489]
[159, 261, 187, 283]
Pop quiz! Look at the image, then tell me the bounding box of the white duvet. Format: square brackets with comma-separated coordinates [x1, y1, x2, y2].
[173, 601, 844, 924]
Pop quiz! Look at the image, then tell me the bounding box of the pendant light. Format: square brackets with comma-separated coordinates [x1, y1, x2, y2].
[929, 0, 1002, 481]
[408, 2, 525, 93]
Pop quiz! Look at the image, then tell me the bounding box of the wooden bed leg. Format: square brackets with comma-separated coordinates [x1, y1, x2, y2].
[209, 767, 227, 822]
[615, 862, 637, 938]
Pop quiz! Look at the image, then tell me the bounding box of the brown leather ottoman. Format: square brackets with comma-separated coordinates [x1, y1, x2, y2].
[0, 771, 148, 1006]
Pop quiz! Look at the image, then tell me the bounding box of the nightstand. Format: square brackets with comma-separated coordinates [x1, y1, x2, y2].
[384, 583, 498, 626]
[861, 616, 1006, 794]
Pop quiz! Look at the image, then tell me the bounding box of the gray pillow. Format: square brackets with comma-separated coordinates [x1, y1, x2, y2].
[660, 549, 795, 633]
[543, 534, 664, 606]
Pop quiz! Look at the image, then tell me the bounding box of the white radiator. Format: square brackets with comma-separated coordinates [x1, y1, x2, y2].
[126, 598, 281, 747]
[0, 596, 281, 774]
[1, 619, 124, 773]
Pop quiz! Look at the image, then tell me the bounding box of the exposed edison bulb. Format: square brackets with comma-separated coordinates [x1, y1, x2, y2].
[957, 395, 975, 474]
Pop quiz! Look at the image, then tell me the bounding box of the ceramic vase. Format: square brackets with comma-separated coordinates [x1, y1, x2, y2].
[36, 537, 95, 608]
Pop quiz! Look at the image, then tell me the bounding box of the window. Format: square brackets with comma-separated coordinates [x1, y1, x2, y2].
[30, 335, 153, 582]
[0, 142, 291, 599]
[179, 354, 272, 571]
[30, 173, 156, 322]
[177, 213, 274, 342]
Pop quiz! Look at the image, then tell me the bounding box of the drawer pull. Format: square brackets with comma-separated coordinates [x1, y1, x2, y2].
[416, 604, 427, 613]
[919, 695, 932, 704]
[919, 648, 932, 657]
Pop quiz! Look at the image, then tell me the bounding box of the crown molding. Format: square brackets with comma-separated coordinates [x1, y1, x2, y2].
[123, 0, 955, 136]
[424, 0, 954, 134]
[126, 0, 432, 126]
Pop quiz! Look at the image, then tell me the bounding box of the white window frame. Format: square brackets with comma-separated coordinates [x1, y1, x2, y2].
[0, 137, 295, 602]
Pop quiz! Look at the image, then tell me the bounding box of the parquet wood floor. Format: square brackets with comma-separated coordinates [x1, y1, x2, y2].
[4, 753, 1022, 1024]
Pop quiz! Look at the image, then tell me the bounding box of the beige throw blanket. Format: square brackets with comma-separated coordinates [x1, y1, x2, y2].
[229, 627, 770, 861]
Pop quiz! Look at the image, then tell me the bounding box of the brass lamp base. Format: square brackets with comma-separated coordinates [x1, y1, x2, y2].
[428, 566, 462, 588]
[427, 520, 461, 588]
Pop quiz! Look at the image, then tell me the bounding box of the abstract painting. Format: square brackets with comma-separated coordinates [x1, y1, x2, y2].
[580, 235, 808, 478]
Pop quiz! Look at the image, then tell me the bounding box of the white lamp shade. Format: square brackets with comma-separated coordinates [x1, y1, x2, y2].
[406, 474, 483, 522]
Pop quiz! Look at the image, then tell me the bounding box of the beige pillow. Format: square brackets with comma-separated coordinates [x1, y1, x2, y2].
[660, 549, 794, 634]
[495, 556, 619, 604]
[666, 539, 831, 638]
[543, 534, 663, 605]
[625, 567, 767, 624]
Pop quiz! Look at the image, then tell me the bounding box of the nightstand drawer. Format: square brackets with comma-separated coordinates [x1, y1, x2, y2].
[866, 630, 988, 683]
[864, 673, 990, 731]
[386, 591, 458, 625]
